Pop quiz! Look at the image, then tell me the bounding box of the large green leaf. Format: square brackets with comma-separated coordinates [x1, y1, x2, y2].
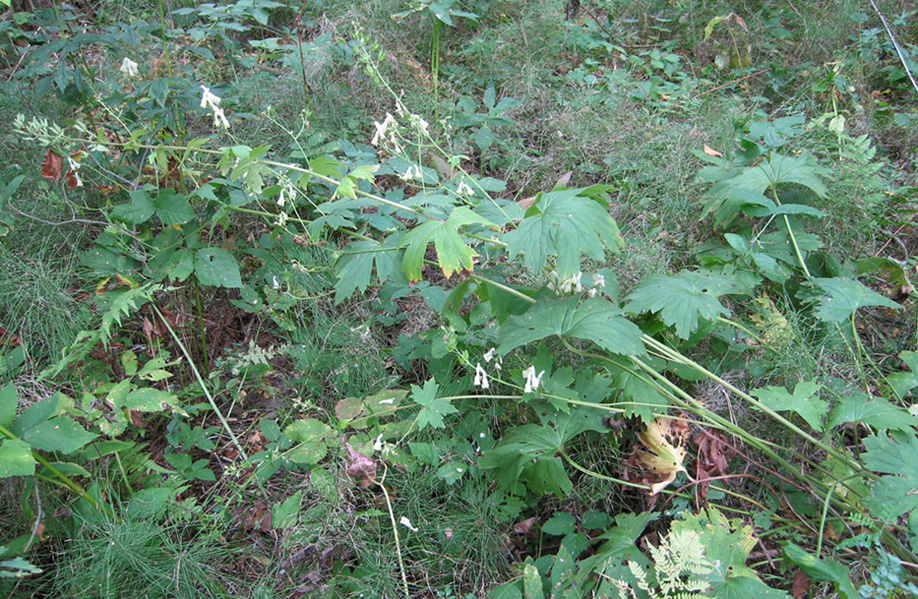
[501, 187, 623, 278]
[827, 393, 916, 432]
[400, 207, 495, 281]
[702, 152, 830, 226]
[333, 237, 404, 303]
[284, 418, 332, 465]
[0, 439, 36, 478]
[10, 394, 59, 437]
[21, 417, 97, 454]
[194, 247, 242, 288]
[863, 431, 918, 519]
[153, 188, 195, 225]
[752, 381, 827, 433]
[411, 379, 457, 430]
[783, 543, 856, 599]
[110, 188, 155, 224]
[626, 271, 738, 339]
[497, 296, 644, 356]
[0, 383, 17, 429]
[672, 508, 788, 599]
[809, 277, 900, 322]
[887, 351, 918, 399]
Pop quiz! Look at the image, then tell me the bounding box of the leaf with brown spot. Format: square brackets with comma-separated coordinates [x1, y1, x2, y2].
[633, 416, 691, 495]
[703, 145, 723, 157]
[41, 149, 63, 181]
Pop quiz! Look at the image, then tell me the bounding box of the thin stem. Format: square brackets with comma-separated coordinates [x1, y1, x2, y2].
[152, 305, 250, 465]
[375, 466, 411, 599]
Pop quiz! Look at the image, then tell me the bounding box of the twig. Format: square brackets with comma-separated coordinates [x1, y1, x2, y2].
[694, 68, 770, 98]
[868, 0, 918, 96]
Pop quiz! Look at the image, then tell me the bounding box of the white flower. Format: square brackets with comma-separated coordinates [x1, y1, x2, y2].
[456, 180, 474, 196]
[200, 85, 221, 109]
[522, 365, 545, 393]
[401, 164, 422, 181]
[200, 85, 230, 129]
[371, 112, 397, 146]
[119, 57, 139, 78]
[547, 271, 583, 295]
[408, 112, 429, 136]
[399, 516, 418, 532]
[66, 156, 83, 187]
[373, 433, 384, 451]
[484, 347, 502, 371]
[592, 273, 606, 288]
[473, 363, 489, 389]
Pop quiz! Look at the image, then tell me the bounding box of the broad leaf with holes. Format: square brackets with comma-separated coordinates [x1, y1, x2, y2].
[809, 277, 900, 323]
[194, 247, 242, 288]
[497, 296, 644, 356]
[626, 271, 740, 339]
[502, 186, 623, 278]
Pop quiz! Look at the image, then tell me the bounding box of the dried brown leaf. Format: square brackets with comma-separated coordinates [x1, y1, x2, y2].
[345, 443, 377, 488]
[41, 149, 63, 181]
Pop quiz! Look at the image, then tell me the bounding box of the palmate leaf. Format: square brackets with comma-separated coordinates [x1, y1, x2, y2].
[400, 207, 497, 281]
[497, 296, 644, 356]
[752, 381, 828, 433]
[702, 152, 830, 226]
[411, 379, 457, 430]
[501, 186, 623, 278]
[626, 271, 740, 339]
[809, 277, 900, 322]
[333, 236, 405, 303]
[827, 393, 917, 432]
[887, 351, 918, 399]
[863, 431, 918, 519]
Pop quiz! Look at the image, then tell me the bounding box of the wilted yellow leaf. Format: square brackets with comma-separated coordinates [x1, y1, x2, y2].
[635, 417, 690, 495]
[703, 145, 723, 157]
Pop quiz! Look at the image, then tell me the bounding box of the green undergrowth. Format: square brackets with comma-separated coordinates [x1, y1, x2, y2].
[2, 1, 918, 598]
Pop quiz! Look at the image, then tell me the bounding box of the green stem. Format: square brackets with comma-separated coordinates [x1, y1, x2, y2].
[469, 274, 536, 304]
[431, 17, 441, 121]
[0, 423, 108, 514]
[193, 277, 209, 371]
[152, 305, 251, 466]
[560, 448, 649, 490]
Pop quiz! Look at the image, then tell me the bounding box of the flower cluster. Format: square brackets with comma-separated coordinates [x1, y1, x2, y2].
[200, 85, 230, 129]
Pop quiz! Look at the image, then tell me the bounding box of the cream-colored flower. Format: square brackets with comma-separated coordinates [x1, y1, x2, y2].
[523, 365, 545, 393]
[66, 156, 83, 187]
[473, 363, 489, 390]
[200, 85, 230, 128]
[119, 57, 139, 78]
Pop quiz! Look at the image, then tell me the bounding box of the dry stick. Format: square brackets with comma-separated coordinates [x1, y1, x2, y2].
[694, 68, 771, 98]
[868, 0, 918, 96]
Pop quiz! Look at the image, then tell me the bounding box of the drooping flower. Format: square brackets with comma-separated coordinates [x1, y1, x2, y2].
[522, 365, 545, 393]
[119, 57, 140, 79]
[473, 363, 489, 390]
[200, 85, 229, 129]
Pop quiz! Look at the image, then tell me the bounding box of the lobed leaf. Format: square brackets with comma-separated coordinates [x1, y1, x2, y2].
[498, 296, 644, 356]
